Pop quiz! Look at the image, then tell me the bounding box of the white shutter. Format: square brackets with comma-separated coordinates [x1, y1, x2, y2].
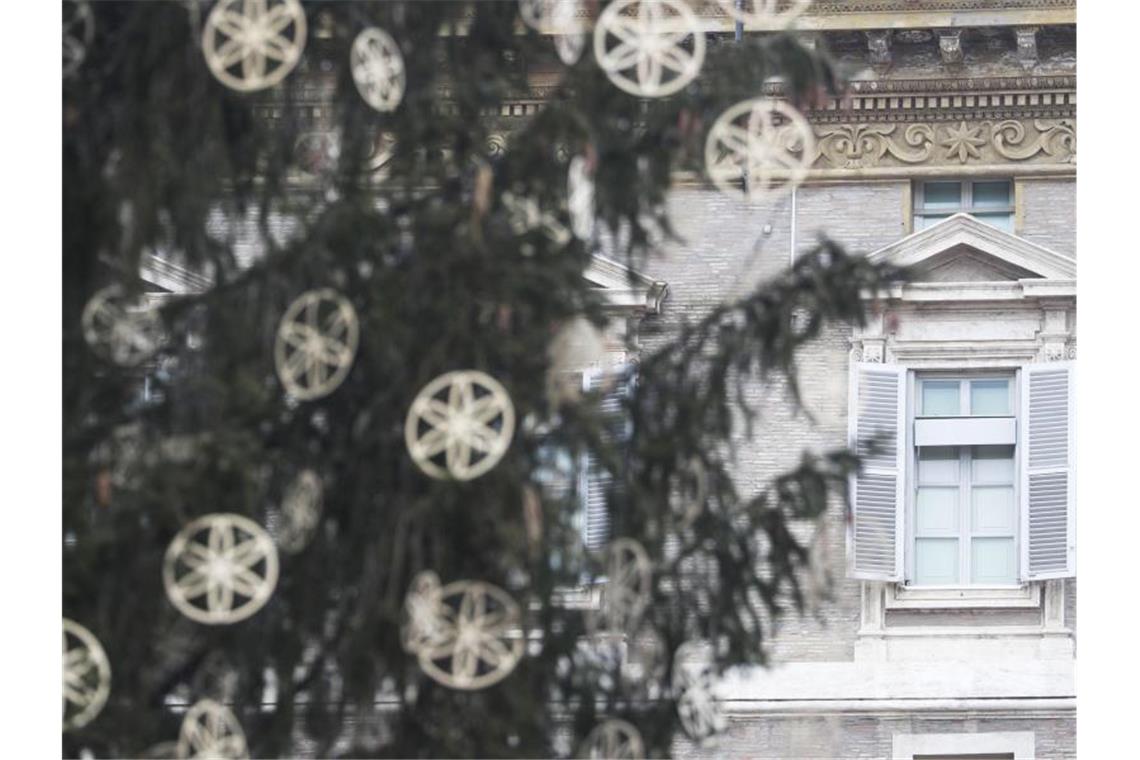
[579, 367, 633, 551]
[1020, 362, 1075, 580]
[847, 362, 906, 581]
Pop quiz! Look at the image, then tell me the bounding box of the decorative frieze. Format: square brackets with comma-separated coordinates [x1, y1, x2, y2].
[814, 118, 1073, 172]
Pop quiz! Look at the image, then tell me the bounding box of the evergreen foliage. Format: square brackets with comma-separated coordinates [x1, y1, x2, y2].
[63, 2, 902, 756]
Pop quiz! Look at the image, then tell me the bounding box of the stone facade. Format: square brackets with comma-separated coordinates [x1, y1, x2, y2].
[626, 5, 1077, 759]
[140, 2, 1078, 756]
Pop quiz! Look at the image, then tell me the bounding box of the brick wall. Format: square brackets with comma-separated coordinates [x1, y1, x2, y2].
[634, 184, 909, 661]
[1019, 177, 1077, 258]
[635, 181, 1076, 758]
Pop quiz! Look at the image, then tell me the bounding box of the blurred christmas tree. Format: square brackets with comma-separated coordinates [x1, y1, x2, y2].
[63, 1, 900, 757]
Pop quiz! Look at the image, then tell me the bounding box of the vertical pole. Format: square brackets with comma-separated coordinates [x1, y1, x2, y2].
[789, 187, 797, 267]
[735, 0, 743, 42]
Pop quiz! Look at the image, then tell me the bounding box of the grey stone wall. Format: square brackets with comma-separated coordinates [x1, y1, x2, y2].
[635, 180, 1076, 759]
[635, 183, 908, 662]
[1019, 177, 1076, 258]
[674, 710, 1076, 760]
[795, 181, 911, 258]
[638, 185, 902, 665]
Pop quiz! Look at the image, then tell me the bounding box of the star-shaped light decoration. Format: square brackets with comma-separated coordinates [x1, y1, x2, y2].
[201, 0, 307, 93]
[594, 0, 705, 98]
[940, 120, 987, 163]
[81, 286, 166, 367]
[578, 719, 646, 759]
[176, 699, 249, 759]
[673, 641, 727, 746]
[405, 370, 516, 481]
[63, 619, 111, 730]
[274, 289, 360, 401]
[705, 97, 816, 202]
[413, 580, 525, 690]
[350, 27, 406, 113]
[163, 514, 280, 625]
[586, 539, 653, 636]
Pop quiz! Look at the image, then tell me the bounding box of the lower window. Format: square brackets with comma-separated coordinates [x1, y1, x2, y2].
[914, 445, 1017, 586]
[892, 731, 1035, 760]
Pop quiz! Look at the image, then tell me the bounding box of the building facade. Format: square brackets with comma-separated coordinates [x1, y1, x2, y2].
[139, 1, 1076, 756]
[588, 2, 1077, 758]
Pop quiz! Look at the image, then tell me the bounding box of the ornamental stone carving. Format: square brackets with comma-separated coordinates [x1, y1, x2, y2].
[992, 119, 1074, 162]
[937, 30, 963, 65]
[814, 118, 1074, 171]
[816, 124, 933, 169]
[860, 341, 885, 363]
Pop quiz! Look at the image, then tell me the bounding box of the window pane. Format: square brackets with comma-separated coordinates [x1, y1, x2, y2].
[970, 379, 1011, 415]
[972, 446, 1014, 483]
[916, 214, 951, 230]
[973, 212, 1013, 232]
[917, 487, 959, 533]
[915, 538, 959, 585]
[972, 486, 1015, 532]
[922, 182, 962, 210]
[971, 537, 1016, 584]
[972, 181, 1011, 208]
[921, 381, 960, 416]
[918, 447, 959, 483]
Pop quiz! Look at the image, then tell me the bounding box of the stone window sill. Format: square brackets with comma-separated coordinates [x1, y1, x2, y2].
[885, 582, 1041, 609]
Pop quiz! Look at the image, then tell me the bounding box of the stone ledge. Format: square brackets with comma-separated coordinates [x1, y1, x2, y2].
[718, 658, 1074, 702]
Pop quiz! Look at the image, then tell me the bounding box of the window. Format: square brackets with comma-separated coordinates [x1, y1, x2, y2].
[579, 366, 635, 551]
[848, 363, 1074, 586]
[533, 365, 634, 555]
[914, 180, 1013, 232]
[892, 731, 1035, 760]
[912, 376, 1017, 586]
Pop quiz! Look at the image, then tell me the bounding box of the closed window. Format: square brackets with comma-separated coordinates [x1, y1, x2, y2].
[914, 180, 1014, 232]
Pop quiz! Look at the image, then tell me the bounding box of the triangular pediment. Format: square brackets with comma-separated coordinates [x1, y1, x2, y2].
[142, 248, 670, 314]
[867, 213, 1076, 282]
[585, 254, 669, 313]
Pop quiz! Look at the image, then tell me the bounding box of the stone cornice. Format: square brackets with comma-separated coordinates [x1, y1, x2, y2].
[885, 280, 1076, 303]
[800, 0, 1074, 13]
[500, 1, 1075, 33]
[828, 76, 1075, 95]
[698, 1, 1075, 31]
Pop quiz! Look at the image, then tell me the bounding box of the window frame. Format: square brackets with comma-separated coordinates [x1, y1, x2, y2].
[904, 369, 1023, 589]
[913, 179, 1015, 232]
[891, 731, 1035, 760]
